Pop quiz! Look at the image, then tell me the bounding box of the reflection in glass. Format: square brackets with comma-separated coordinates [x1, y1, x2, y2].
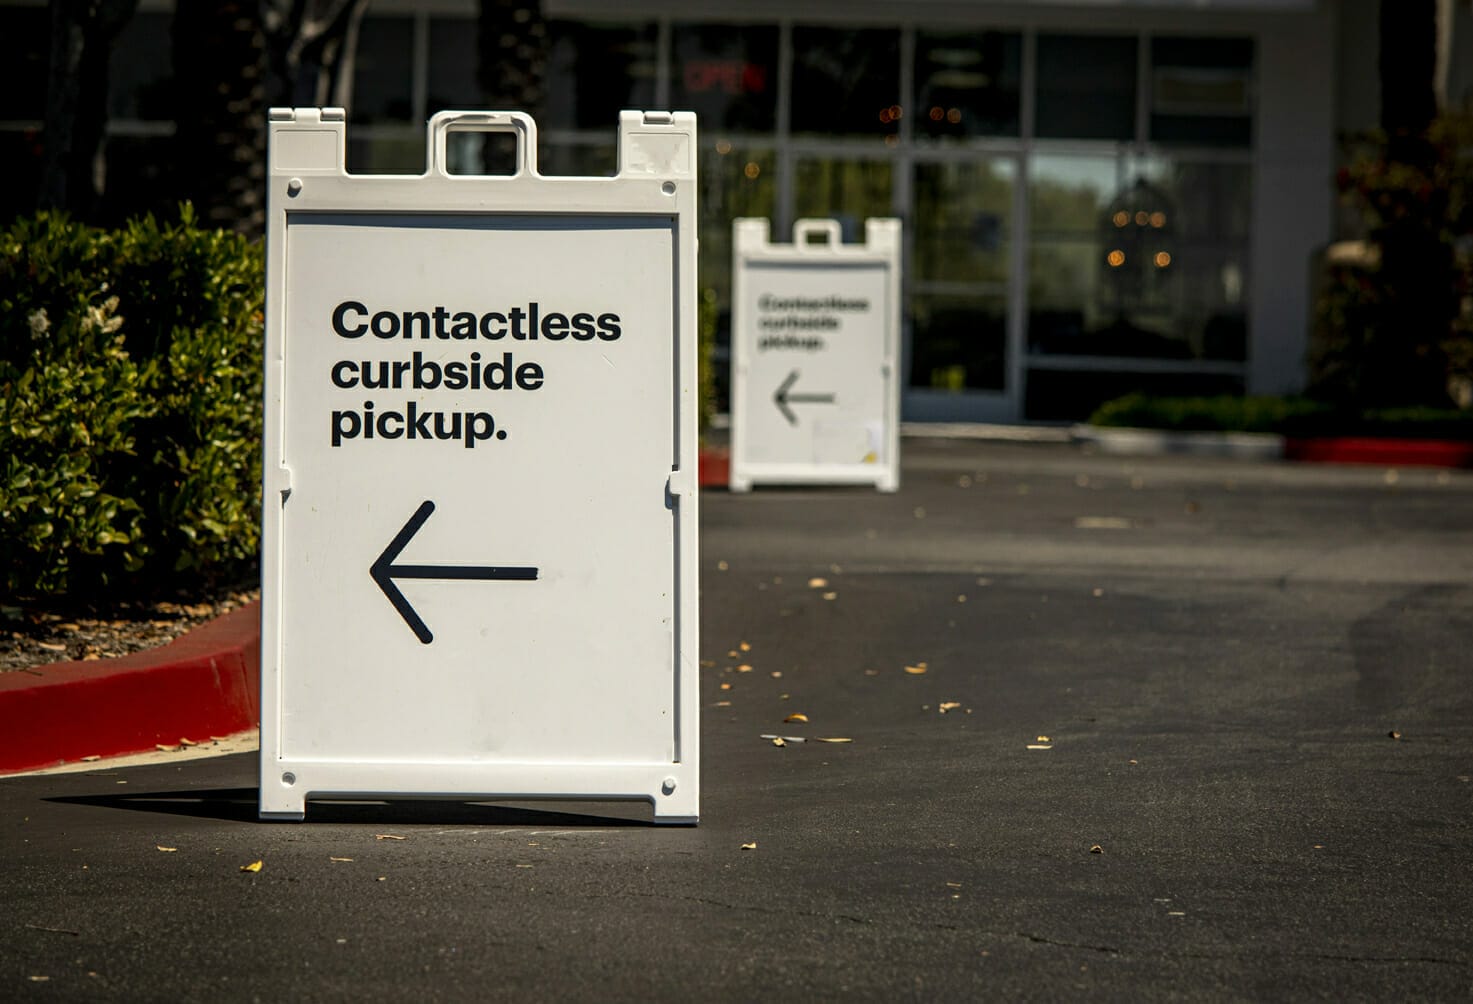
[790, 27, 900, 137]
[671, 24, 779, 133]
[914, 31, 1021, 139]
[794, 158, 893, 236]
[913, 160, 1014, 283]
[545, 22, 657, 131]
[1028, 153, 1249, 361]
[352, 17, 414, 123]
[1035, 35, 1137, 141]
[910, 294, 1007, 391]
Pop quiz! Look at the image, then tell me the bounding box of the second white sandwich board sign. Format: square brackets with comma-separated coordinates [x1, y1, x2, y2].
[729, 217, 901, 492]
[259, 109, 700, 823]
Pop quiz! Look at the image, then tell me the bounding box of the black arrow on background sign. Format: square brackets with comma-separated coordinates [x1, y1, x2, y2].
[370, 500, 537, 645]
[773, 369, 836, 426]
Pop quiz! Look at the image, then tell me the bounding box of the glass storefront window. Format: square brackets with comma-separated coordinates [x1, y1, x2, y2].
[1028, 153, 1250, 361]
[790, 27, 900, 138]
[428, 17, 481, 112]
[109, 12, 173, 120]
[912, 159, 1014, 284]
[671, 24, 779, 133]
[1128, 155, 1251, 359]
[700, 145, 777, 411]
[914, 31, 1021, 139]
[793, 158, 893, 235]
[352, 17, 414, 123]
[910, 294, 1008, 391]
[700, 145, 777, 308]
[545, 21, 657, 131]
[1035, 35, 1137, 141]
[1150, 37, 1254, 148]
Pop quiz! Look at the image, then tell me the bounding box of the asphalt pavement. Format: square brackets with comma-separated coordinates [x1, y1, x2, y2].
[4, 437, 1472, 1001]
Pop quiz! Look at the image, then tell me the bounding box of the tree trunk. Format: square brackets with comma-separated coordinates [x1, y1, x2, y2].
[38, 0, 139, 218]
[172, 1, 268, 236]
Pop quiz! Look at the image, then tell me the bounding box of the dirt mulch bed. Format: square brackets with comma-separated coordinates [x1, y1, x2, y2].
[1, 585, 259, 674]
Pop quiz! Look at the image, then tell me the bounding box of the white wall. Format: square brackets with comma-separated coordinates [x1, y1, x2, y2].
[1249, 6, 1337, 395]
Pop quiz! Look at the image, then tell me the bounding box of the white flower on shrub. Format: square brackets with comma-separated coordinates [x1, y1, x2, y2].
[79, 296, 124, 337]
[27, 308, 49, 336]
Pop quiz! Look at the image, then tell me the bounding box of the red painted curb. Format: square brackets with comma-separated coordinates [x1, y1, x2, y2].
[699, 445, 730, 487]
[1283, 437, 1473, 468]
[0, 601, 261, 775]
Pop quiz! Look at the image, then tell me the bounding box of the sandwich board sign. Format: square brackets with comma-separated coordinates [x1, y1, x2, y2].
[259, 108, 700, 823]
[729, 218, 901, 492]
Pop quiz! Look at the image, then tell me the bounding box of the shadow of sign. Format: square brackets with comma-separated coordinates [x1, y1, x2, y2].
[48, 788, 654, 827]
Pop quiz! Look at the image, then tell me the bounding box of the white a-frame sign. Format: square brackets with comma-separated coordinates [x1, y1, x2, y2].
[260, 109, 700, 823]
[729, 217, 902, 492]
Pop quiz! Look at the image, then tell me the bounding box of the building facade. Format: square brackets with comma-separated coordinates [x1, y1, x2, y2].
[3, 0, 1467, 421]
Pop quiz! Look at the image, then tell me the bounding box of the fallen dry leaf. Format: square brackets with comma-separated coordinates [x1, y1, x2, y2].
[330, 856, 354, 863]
[727, 649, 739, 658]
[904, 663, 928, 675]
[37, 641, 67, 652]
[156, 846, 178, 853]
[737, 664, 752, 673]
[770, 670, 783, 679]
[80, 755, 100, 763]
[807, 577, 828, 589]
[374, 834, 406, 841]
[155, 744, 178, 753]
[178, 738, 197, 747]
[939, 702, 962, 714]
[720, 682, 732, 691]
[1090, 845, 1104, 854]
[240, 860, 263, 873]
[1037, 735, 1051, 742]
[741, 842, 757, 850]
[784, 713, 809, 723]
[813, 737, 853, 743]
[739, 641, 752, 652]
[1026, 744, 1053, 750]
[714, 700, 732, 707]
[771, 737, 786, 747]
[1388, 730, 1402, 740]
[822, 591, 838, 601]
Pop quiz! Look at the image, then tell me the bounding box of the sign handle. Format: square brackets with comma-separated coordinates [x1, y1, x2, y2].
[793, 218, 842, 252]
[427, 110, 539, 178]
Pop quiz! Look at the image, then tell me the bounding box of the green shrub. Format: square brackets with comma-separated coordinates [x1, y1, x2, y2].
[1087, 394, 1333, 434]
[0, 208, 263, 603]
[1087, 392, 1473, 439]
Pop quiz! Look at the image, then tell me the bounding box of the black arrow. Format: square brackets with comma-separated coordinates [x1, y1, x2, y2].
[773, 369, 837, 426]
[370, 500, 537, 644]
